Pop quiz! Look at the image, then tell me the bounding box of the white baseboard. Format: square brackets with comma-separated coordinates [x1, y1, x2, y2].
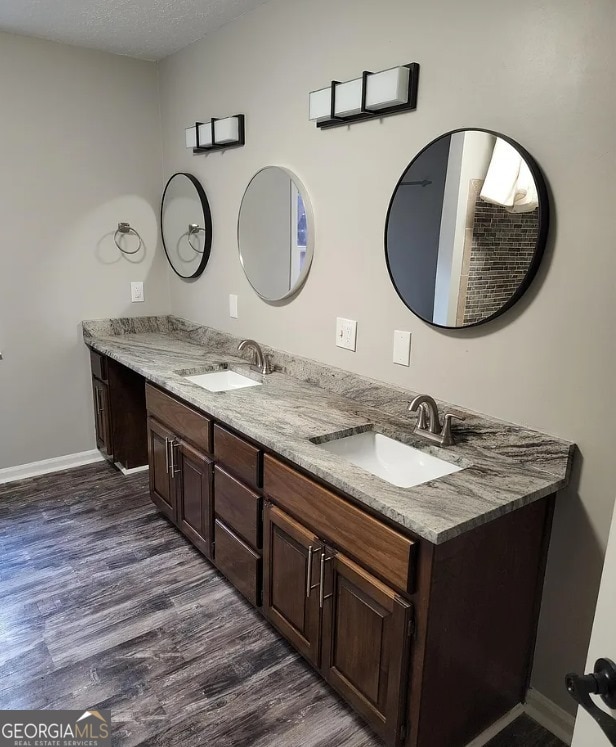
[465, 705, 524, 746]
[525, 688, 575, 745]
[464, 689, 575, 747]
[115, 462, 149, 476]
[0, 450, 105, 485]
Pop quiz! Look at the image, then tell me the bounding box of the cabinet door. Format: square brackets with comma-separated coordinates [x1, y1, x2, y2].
[176, 439, 212, 557]
[147, 417, 176, 522]
[92, 378, 112, 459]
[263, 503, 322, 666]
[321, 551, 412, 746]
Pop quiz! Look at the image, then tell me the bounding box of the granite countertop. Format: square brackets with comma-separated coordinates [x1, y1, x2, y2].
[82, 316, 575, 544]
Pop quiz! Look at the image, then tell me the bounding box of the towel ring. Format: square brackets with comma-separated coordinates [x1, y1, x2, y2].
[186, 223, 205, 254]
[114, 222, 143, 255]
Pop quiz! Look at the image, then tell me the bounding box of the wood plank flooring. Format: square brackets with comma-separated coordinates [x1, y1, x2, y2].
[0, 462, 564, 746]
[485, 715, 565, 747]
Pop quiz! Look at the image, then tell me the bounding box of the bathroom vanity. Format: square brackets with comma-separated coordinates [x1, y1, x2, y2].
[83, 316, 573, 747]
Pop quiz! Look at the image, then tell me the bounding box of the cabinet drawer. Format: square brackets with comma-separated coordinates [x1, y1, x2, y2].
[264, 455, 415, 594]
[214, 466, 261, 549]
[214, 519, 261, 606]
[145, 384, 211, 454]
[213, 424, 262, 488]
[90, 349, 107, 382]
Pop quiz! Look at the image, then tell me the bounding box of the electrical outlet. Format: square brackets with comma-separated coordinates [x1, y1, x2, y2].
[229, 294, 238, 319]
[130, 282, 144, 303]
[336, 317, 357, 351]
[393, 330, 411, 366]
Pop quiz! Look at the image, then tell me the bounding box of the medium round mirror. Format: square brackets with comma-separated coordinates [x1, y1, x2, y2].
[238, 166, 314, 301]
[385, 129, 549, 328]
[161, 172, 212, 279]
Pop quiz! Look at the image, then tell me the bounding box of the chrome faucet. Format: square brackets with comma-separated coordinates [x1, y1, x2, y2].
[408, 394, 460, 447]
[237, 339, 272, 375]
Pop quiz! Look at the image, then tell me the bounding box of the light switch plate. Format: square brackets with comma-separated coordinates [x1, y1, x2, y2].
[130, 282, 144, 303]
[336, 317, 357, 351]
[393, 330, 411, 366]
[229, 294, 238, 319]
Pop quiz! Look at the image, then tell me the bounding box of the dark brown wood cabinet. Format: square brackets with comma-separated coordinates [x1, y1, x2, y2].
[263, 503, 322, 666]
[147, 417, 177, 523]
[92, 377, 112, 459]
[89, 349, 147, 469]
[263, 454, 415, 594]
[214, 466, 261, 549]
[321, 551, 412, 745]
[213, 519, 261, 605]
[146, 384, 211, 454]
[142, 383, 555, 747]
[213, 423, 262, 488]
[263, 502, 413, 744]
[146, 411, 213, 555]
[176, 440, 213, 557]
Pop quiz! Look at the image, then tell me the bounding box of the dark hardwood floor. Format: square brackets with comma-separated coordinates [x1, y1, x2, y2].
[0, 463, 564, 746]
[485, 715, 565, 747]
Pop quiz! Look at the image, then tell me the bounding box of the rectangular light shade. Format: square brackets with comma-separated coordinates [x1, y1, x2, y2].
[333, 78, 363, 117]
[185, 126, 198, 149]
[365, 66, 410, 111]
[309, 87, 331, 122]
[310, 80, 364, 120]
[213, 116, 240, 144]
[308, 65, 411, 122]
[197, 122, 213, 147]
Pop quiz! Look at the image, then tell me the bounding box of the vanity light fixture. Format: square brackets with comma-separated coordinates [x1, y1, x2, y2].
[309, 63, 419, 129]
[185, 115, 245, 153]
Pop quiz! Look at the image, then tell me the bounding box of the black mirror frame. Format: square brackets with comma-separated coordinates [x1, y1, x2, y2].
[161, 172, 213, 279]
[384, 128, 550, 330]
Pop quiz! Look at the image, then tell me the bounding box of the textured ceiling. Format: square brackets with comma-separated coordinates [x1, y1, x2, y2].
[0, 0, 272, 60]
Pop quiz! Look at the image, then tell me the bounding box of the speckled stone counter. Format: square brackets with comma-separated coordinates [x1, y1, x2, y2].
[83, 316, 574, 544]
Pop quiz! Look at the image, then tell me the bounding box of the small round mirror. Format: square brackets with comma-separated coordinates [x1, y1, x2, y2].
[238, 166, 314, 302]
[385, 129, 549, 328]
[161, 173, 212, 279]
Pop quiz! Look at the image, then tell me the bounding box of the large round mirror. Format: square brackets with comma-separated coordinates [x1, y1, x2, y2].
[238, 166, 314, 302]
[385, 129, 549, 328]
[161, 173, 212, 279]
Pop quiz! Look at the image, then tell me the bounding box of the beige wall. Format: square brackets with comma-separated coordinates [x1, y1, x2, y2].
[159, 0, 616, 712]
[0, 32, 170, 470]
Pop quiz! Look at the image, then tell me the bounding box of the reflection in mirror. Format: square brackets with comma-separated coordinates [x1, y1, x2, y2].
[385, 129, 548, 328]
[238, 166, 314, 302]
[161, 173, 212, 279]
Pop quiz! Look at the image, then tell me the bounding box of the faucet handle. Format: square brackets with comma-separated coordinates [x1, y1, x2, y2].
[416, 402, 430, 430]
[441, 413, 463, 446]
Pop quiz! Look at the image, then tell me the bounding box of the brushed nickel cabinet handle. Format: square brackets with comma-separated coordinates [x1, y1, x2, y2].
[306, 544, 323, 598]
[164, 437, 170, 474]
[319, 552, 334, 608]
[170, 439, 180, 477]
[306, 545, 314, 598]
[169, 439, 175, 478]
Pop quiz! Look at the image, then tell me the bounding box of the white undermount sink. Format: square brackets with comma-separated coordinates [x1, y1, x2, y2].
[185, 370, 262, 393]
[318, 431, 462, 488]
